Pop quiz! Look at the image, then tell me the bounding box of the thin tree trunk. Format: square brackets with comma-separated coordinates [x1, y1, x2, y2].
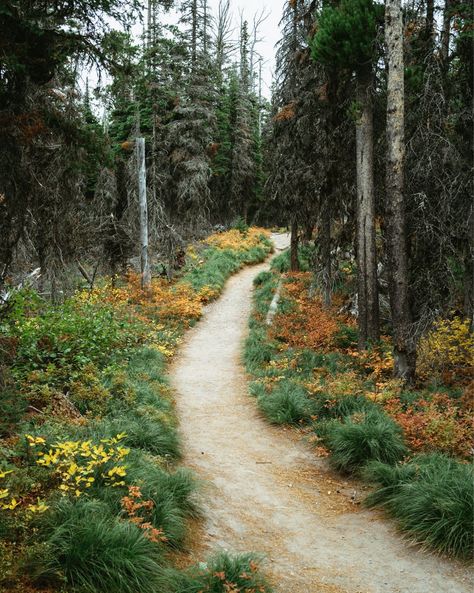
[191, 0, 198, 67]
[321, 201, 332, 308]
[356, 66, 379, 348]
[137, 138, 151, 289]
[465, 211, 474, 330]
[290, 218, 299, 272]
[441, 0, 451, 63]
[426, 0, 435, 39]
[385, 0, 416, 383]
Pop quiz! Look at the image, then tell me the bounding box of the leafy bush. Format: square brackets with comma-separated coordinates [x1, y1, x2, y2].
[417, 316, 473, 381]
[383, 393, 472, 458]
[257, 380, 314, 424]
[333, 323, 358, 349]
[230, 216, 250, 234]
[0, 372, 26, 437]
[28, 498, 163, 593]
[364, 454, 474, 558]
[324, 410, 408, 473]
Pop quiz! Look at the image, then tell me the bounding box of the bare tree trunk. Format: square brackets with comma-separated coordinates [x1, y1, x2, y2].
[441, 0, 451, 63]
[356, 66, 379, 348]
[465, 211, 474, 330]
[191, 0, 198, 67]
[320, 200, 332, 308]
[385, 0, 416, 384]
[426, 0, 434, 38]
[137, 138, 151, 289]
[290, 218, 299, 272]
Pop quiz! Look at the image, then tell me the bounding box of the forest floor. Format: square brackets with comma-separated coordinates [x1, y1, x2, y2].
[170, 234, 473, 593]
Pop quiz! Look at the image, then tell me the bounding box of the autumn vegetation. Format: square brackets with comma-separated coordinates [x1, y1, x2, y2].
[0, 229, 273, 593]
[0, 0, 473, 587]
[245, 250, 473, 559]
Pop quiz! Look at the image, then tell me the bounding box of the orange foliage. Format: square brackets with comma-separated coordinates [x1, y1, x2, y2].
[84, 272, 203, 326]
[121, 485, 168, 544]
[205, 227, 270, 251]
[274, 101, 296, 122]
[270, 273, 340, 351]
[383, 394, 473, 458]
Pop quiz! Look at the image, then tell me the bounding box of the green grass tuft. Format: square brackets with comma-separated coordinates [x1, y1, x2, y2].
[364, 454, 474, 558]
[257, 380, 314, 424]
[159, 552, 273, 593]
[324, 410, 408, 473]
[28, 498, 163, 593]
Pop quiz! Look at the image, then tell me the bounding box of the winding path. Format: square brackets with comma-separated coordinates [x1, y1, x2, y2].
[170, 234, 473, 593]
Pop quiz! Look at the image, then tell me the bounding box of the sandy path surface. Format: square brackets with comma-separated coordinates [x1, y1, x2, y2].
[170, 234, 473, 593]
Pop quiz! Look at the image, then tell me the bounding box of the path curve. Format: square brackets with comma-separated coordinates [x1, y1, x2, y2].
[170, 234, 473, 593]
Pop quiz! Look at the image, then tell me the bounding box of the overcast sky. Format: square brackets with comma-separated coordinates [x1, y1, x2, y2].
[86, 1, 284, 102]
[206, 0, 284, 95]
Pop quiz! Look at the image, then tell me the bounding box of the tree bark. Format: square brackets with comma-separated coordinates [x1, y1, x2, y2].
[441, 0, 451, 63]
[385, 0, 416, 383]
[426, 0, 435, 39]
[137, 138, 151, 289]
[290, 218, 299, 272]
[320, 200, 332, 308]
[356, 65, 379, 348]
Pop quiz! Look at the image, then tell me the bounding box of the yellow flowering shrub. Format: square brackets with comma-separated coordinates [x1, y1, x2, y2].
[0, 469, 19, 511]
[26, 433, 130, 497]
[205, 228, 270, 251]
[417, 316, 474, 379]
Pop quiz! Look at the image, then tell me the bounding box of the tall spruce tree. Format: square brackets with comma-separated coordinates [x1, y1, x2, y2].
[311, 0, 382, 347]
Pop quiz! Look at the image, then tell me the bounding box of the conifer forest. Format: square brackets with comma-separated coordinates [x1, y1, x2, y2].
[0, 1, 473, 592]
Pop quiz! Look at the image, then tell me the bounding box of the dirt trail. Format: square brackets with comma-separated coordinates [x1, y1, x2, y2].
[170, 234, 473, 593]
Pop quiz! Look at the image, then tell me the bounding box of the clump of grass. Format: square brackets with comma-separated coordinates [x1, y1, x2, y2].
[324, 410, 408, 473]
[89, 413, 181, 459]
[126, 461, 198, 546]
[159, 552, 273, 593]
[257, 380, 314, 424]
[364, 454, 474, 558]
[244, 329, 278, 374]
[270, 244, 314, 273]
[313, 392, 377, 421]
[27, 498, 163, 593]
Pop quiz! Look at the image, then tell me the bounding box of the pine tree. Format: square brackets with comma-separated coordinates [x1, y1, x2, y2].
[311, 0, 382, 347]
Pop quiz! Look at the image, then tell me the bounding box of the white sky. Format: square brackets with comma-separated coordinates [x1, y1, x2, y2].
[85, 1, 284, 102]
[206, 0, 284, 96]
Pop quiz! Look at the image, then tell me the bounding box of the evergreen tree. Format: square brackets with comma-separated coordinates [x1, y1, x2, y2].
[311, 0, 383, 347]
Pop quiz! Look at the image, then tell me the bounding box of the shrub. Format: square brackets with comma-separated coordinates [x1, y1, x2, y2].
[333, 323, 359, 349]
[383, 393, 472, 458]
[257, 380, 314, 424]
[417, 316, 473, 382]
[253, 270, 273, 287]
[0, 373, 26, 437]
[28, 498, 163, 593]
[364, 454, 474, 558]
[325, 410, 408, 473]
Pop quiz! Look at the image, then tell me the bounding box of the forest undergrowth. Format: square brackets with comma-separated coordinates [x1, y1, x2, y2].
[0, 228, 273, 593]
[245, 247, 474, 560]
